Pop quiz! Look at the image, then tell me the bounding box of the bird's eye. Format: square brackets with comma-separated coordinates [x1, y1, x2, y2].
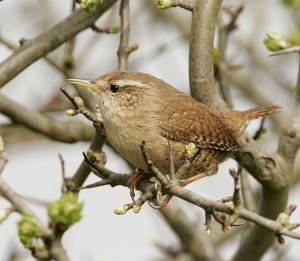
[110, 84, 120, 93]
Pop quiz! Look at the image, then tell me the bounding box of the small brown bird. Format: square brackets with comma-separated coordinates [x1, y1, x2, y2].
[68, 72, 280, 186]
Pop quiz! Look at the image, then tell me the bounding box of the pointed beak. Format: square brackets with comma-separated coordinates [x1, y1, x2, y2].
[67, 79, 101, 92]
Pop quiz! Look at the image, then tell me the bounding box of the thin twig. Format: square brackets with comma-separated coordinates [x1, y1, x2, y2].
[117, 0, 130, 71]
[297, 52, 300, 114]
[0, 0, 118, 87]
[59, 154, 67, 193]
[79, 161, 300, 242]
[0, 94, 93, 143]
[63, 0, 77, 69]
[240, 169, 256, 211]
[252, 117, 266, 140]
[217, 4, 244, 108]
[91, 24, 120, 34]
[60, 87, 101, 124]
[166, 0, 194, 11]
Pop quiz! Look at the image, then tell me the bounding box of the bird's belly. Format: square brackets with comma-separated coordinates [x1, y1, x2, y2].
[105, 122, 185, 173]
[105, 120, 232, 176]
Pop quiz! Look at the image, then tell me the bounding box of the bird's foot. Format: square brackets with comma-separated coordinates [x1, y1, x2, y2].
[127, 169, 152, 203]
[148, 178, 173, 209]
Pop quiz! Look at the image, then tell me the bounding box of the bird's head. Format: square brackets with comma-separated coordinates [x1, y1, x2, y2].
[67, 71, 167, 119]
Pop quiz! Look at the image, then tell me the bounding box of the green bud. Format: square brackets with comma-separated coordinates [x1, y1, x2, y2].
[213, 47, 219, 66]
[277, 212, 289, 227]
[225, 201, 235, 210]
[19, 235, 33, 248]
[288, 28, 300, 45]
[133, 204, 141, 213]
[86, 149, 96, 162]
[0, 208, 12, 224]
[0, 136, 3, 151]
[289, 84, 297, 92]
[48, 192, 83, 227]
[66, 109, 77, 116]
[263, 32, 291, 52]
[18, 214, 41, 248]
[110, 26, 121, 34]
[282, 0, 300, 8]
[80, 0, 103, 12]
[131, 43, 139, 51]
[185, 143, 197, 156]
[156, 0, 172, 9]
[74, 96, 85, 107]
[114, 205, 129, 215]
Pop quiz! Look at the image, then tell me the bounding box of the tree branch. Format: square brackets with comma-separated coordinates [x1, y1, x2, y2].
[189, 0, 224, 109]
[80, 161, 300, 243]
[160, 202, 221, 260]
[0, 0, 118, 88]
[0, 94, 93, 143]
[117, 0, 130, 71]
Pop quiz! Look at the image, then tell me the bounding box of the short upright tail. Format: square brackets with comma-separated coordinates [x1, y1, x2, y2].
[219, 105, 281, 138]
[241, 105, 281, 121]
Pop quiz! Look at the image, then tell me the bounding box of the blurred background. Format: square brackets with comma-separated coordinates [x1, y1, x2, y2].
[0, 0, 300, 260]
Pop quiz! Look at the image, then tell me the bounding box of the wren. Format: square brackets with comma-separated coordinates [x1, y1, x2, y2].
[68, 72, 280, 185]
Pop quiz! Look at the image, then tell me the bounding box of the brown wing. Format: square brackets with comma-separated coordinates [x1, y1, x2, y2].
[159, 95, 242, 152]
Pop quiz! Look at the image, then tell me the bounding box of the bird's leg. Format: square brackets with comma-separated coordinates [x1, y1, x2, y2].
[139, 141, 174, 209]
[180, 164, 218, 187]
[167, 139, 175, 181]
[127, 169, 152, 203]
[148, 140, 176, 209]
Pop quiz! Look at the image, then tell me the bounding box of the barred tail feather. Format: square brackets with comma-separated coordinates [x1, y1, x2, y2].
[242, 105, 281, 121]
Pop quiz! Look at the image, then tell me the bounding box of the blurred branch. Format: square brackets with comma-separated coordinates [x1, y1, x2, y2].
[240, 169, 256, 211]
[0, 33, 100, 112]
[63, 0, 77, 70]
[0, 0, 118, 88]
[232, 52, 300, 260]
[160, 202, 221, 260]
[157, 0, 194, 11]
[59, 88, 106, 190]
[0, 94, 93, 143]
[118, 0, 130, 71]
[0, 177, 69, 261]
[188, 0, 296, 259]
[80, 159, 300, 242]
[227, 70, 284, 128]
[189, 0, 224, 108]
[217, 4, 244, 109]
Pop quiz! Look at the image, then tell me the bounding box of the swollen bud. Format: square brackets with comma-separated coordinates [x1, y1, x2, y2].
[288, 28, 300, 45]
[156, 0, 172, 9]
[18, 214, 41, 248]
[48, 192, 83, 227]
[86, 149, 97, 162]
[74, 96, 85, 107]
[282, 0, 300, 8]
[0, 208, 12, 224]
[79, 0, 103, 12]
[213, 48, 219, 66]
[130, 43, 140, 52]
[185, 143, 197, 156]
[111, 26, 121, 34]
[263, 32, 291, 52]
[133, 204, 141, 213]
[277, 212, 289, 227]
[66, 109, 78, 117]
[114, 205, 129, 215]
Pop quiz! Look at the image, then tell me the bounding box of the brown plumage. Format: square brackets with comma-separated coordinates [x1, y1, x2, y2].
[68, 72, 281, 185]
